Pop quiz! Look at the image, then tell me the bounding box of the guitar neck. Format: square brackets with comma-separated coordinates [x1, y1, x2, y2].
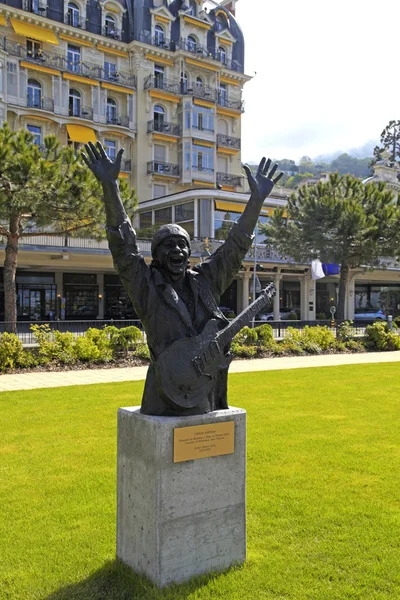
[216, 284, 275, 349]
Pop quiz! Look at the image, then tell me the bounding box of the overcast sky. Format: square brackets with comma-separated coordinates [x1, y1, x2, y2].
[235, 0, 399, 164]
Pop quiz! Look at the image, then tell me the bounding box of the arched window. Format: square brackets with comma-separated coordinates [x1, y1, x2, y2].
[106, 97, 117, 124]
[218, 82, 227, 106]
[187, 35, 197, 53]
[216, 14, 227, 32]
[104, 14, 117, 37]
[69, 88, 81, 117]
[180, 71, 188, 94]
[27, 79, 41, 108]
[153, 104, 165, 132]
[67, 2, 80, 27]
[154, 25, 164, 47]
[218, 46, 227, 64]
[196, 76, 203, 86]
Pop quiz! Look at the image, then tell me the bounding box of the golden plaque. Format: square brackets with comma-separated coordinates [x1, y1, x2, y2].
[173, 421, 235, 463]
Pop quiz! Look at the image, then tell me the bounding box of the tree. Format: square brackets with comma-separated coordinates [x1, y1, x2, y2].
[262, 173, 399, 320]
[330, 153, 372, 178]
[372, 120, 400, 165]
[298, 155, 315, 174]
[0, 125, 135, 332]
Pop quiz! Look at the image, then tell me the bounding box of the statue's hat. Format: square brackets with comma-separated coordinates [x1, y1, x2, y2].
[151, 224, 190, 257]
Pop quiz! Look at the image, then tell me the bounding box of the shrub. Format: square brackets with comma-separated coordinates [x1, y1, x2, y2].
[316, 312, 327, 320]
[364, 322, 400, 351]
[394, 316, 400, 328]
[133, 343, 151, 361]
[233, 326, 258, 346]
[345, 339, 365, 353]
[288, 312, 298, 320]
[337, 321, 354, 343]
[0, 332, 25, 371]
[16, 350, 38, 368]
[74, 336, 102, 362]
[104, 325, 142, 357]
[254, 323, 273, 346]
[230, 342, 258, 358]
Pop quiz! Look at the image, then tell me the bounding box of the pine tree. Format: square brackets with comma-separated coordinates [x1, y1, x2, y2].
[0, 125, 136, 332]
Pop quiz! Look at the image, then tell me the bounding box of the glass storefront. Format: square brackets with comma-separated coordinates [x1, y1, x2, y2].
[64, 273, 98, 319]
[16, 272, 56, 321]
[104, 274, 137, 319]
[281, 280, 300, 310]
[214, 210, 269, 242]
[355, 284, 400, 316]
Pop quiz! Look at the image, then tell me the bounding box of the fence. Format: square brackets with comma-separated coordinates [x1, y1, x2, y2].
[250, 320, 367, 339]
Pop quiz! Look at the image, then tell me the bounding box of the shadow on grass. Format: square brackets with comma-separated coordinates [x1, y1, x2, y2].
[45, 559, 229, 600]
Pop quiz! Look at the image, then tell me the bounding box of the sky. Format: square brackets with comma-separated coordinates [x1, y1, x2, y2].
[235, 0, 400, 164]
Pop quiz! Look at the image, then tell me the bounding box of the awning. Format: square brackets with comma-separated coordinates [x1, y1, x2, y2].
[215, 200, 273, 217]
[11, 19, 59, 45]
[66, 124, 96, 144]
[0, 15, 7, 26]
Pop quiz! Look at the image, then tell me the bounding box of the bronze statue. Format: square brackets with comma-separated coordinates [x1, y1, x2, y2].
[82, 142, 282, 416]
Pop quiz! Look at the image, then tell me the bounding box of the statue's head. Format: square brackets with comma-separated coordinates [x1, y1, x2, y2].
[151, 224, 191, 281]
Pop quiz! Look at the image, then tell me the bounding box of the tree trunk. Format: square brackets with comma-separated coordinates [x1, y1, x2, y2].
[337, 263, 349, 322]
[3, 233, 19, 333]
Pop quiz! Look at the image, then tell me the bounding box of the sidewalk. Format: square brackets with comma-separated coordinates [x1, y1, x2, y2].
[0, 351, 399, 393]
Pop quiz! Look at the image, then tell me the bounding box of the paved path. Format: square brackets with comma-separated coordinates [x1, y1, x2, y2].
[0, 351, 399, 393]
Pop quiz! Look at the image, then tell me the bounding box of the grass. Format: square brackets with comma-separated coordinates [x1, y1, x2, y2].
[1, 364, 400, 599]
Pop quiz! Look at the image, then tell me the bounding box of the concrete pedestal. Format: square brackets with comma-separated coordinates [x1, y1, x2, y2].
[117, 407, 246, 588]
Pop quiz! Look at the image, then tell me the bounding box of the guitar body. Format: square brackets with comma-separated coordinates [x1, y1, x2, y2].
[155, 319, 232, 410]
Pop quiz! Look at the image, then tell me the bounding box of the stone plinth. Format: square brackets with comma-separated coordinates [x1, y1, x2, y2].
[117, 407, 246, 588]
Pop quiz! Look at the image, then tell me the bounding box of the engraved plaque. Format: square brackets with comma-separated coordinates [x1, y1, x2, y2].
[173, 421, 235, 463]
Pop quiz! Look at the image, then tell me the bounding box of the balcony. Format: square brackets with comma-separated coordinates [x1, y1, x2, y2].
[69, 106, 93, 120]
[217, 172, 242, 187]
[217, 95, 244, 112]
[147, 161, 180, 177]
[176, 39, 212, 58]
[106, 114, 129, 127]
[102, 26, 122, 40]
[121, 159, 132, 172]
[103, 69, 136, 88]
[64, 13, 86, 29]
[192, 165, 214, 175]
[151, 36, 174, 51]
[27, 96, 54, 112]
[216, 134, 241, 150]
[183, 83, 216, 102]
[144, 74, 181, 95]
[147, 120, 181, 137]
[22, 0, 47, 17]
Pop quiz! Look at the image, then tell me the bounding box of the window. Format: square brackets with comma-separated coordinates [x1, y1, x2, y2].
[214, 210, 240, 240]
[216, 14, 227, 32]
[106, 97, 117, 123]
[218, 83, 227, 106]
[27, 79, 41, 108]
[196, 76, 203, 88]
[218, 46, 227, 64]
[105, 14, 117, 37]
[187, 35, 197, 53]
[6, 62, 17, 96]
[69, 88, 81, 117]
[154, 64, 164, 89]
[139, 211, 153, 229]
[192, 144, 214, 173]
[153, 104, 165, 131]
[154, 25, 164, 47]
[153, 185, 166, 199]
[154, 144, 166, 170]
[180, 71, 188, 94]
[104, 60, 118, 81]
[193, 106, 214, 132]
[67, 2, 80, 27]
[104, 139, 116, 161]
[27, 124, 41, 146]
[175, 202, 194, 238]
[26, 39, 42, 59]
[155, 206, 172, 225]
[67, 44, 80, 73]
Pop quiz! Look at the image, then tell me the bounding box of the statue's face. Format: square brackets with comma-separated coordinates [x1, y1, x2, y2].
[156, 235, 190, 279]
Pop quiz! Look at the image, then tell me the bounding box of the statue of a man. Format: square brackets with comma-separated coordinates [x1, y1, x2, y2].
[83, 143, 282, 416]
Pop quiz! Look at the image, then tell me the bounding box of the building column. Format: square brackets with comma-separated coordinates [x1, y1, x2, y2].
[97, 273, 104, 319]
[55, 272, 63, 320]
[241, 272, 251, 312]
[308, 277, 316, 321]
[347, 274, 356, 321]
[299, 276, 307, 320]
[273, 275, 281, 320]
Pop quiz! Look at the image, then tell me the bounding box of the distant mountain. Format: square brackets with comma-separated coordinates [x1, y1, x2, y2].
[314, 140, 377, 163]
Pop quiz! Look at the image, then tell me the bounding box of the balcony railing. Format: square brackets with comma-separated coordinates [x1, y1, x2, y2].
[217, 95, 244, 111]
[147, 161, 180, 177]
[64, 13, 86, 29]
[22, 0, 47, 17]
[185, 83, 216, 102]
[106, 114, 129, 127]
[69, 105, 93, 120]
[144, 74, 181, 95]
[102, 26, 122, 40]
[121, 159, 132, 172]
[151, 36, 174, 51]
[2, 38, 136, 88]
[216, 134, 241, 149]
[192, 165, 214, 175]
[27, 96, 54, 112]
[176, 39, 212, 58]
[217, 172, 242, 187]
[147, 120, 181, 136]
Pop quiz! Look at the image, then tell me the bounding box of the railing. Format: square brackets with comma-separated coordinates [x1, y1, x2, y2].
[121, 159, 132, 172]
[147, 120, 181, 136]
[69, 105, 93, 120]
[106, 114, 129, 127]
[64, 12, 86, 29]
[152, 36, 174, 51]
[250, 320, 367, 340]
[102, 26, 122, 40]
[103, 69, 136, 87]
[182, 82, 216, 101]
[143, 74, 181, 95]
[217, 95, 244, 111]
[22, 0, 47, 17]
[216, 134, 240, 149]
[147, 161, 180, 177]
[27, 96, 54, 112]
[192, 165, 214, 174]
[217, 172, 242, 187]
[176, 39, 211, 58]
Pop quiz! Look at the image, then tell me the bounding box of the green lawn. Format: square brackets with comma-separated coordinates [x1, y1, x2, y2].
[1, 364, 400, 600]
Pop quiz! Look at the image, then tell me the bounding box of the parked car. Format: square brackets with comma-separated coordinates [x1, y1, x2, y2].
[353, 308, 386, 322]
[257, 307, 300, 321]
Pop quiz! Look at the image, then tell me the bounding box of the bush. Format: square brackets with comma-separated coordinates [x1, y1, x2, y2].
[74, 336, 102, 362]
[337, 321, 354, 343]
[104, 325, 142, 357]
[254, 323, 273, 346]
[133, 343, 151, 361]
[230, 342, 258, 358]
[288, 312, 298, 320]
[394, 316, 400, 328]
[345, 339, 365, 353]
[0, 332, 25, 371]
[364, 322, 400, 351]
[316, 312, 327, 320]
[16, 350, 38, 368]
[233, 326, 258, 346]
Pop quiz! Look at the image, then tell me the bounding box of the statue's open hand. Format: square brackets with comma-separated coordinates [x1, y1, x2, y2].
[82, 141, 124, 184]
[243, 158, 283, 202]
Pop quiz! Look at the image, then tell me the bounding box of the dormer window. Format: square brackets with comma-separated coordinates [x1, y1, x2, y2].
[218, 46, 227, 64]
[104, 14, 120, 39]
[187, 0, 197, 16]
[187, 35, 197, 53]
[67, 2, 81, 28]
[154, 25, 164, 47]
[216, 14, 227, 32]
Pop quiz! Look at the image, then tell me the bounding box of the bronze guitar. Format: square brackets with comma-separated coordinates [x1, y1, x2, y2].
[155, 282, 276, 409]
